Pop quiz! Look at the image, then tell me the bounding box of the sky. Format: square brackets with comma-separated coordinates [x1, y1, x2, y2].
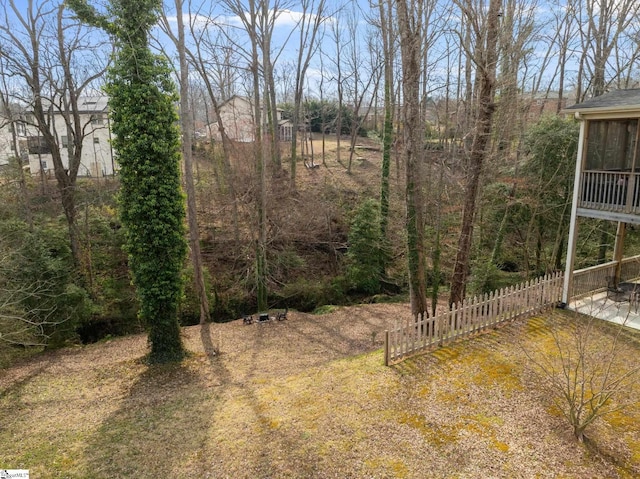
[4, 0, 640, 105]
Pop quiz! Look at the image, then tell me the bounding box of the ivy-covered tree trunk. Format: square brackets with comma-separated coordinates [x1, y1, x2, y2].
[397, 0, 429, 319]
[69, 0, 188, 363]
[376, 0, 394, 282]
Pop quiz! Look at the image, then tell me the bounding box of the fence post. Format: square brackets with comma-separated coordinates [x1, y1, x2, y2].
[384, 330, 390, 366]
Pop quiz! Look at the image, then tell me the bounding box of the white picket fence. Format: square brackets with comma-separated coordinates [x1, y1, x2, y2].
[384, 272, 564, 365]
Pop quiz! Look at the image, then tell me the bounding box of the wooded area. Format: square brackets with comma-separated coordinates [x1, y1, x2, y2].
[1, 0, 640, 357]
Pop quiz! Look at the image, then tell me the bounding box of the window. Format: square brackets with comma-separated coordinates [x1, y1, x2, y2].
[15, 122, 26, 136]
[586, 120, 638, 171]
[27, 136, 51, 154]
[61, 135, 69, 148]
[40, 160, 48, 170]
[91, 114, 104, 125]
[93, 137, 100, 144]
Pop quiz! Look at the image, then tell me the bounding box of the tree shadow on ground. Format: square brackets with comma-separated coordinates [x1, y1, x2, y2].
[193, 321, 325, 477]
[81, 352, 218, 478]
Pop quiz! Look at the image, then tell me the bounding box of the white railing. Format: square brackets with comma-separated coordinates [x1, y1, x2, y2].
[580, 171, 640, 214]
[385, 272, 564, 366]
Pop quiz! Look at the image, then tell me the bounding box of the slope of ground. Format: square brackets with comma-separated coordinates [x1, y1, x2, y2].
[194, 136, 434, 316]
[1, 305, 639, 478]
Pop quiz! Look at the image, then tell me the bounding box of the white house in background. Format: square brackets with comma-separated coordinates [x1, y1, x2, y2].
[24, 96, 114, 177]
[0, 122, 16, 167]
[207, 95, 293, 143]
[0, 115, 27, 168]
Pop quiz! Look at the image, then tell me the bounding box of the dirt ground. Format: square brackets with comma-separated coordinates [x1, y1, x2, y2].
[1, 304, 639, 478]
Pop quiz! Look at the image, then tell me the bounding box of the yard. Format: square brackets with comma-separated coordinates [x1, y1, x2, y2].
[1, 304, 639, 478]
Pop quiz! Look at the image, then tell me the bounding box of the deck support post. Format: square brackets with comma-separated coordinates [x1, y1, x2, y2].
[613, 222, 626, 283]
[563, 120, 587, 305]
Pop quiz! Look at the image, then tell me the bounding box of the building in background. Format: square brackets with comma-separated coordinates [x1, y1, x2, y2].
[207, 95, 293, 143]
[0, 111, 27, 170]
[1, 96, 114, 177]
[562, 89, 640, 304]
[27, 96, 114, 177]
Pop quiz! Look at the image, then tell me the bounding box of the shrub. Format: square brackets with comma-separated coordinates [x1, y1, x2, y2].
[524, 313, 640, 442]
[346, 199, 383, 294]
[468, 259, 502, 296]
[0, 220, 92, 348]
[280, 278, 345, 312]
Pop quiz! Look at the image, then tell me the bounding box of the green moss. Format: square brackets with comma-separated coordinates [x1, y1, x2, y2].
[398, 413, 460, 446]
[471, 352, 523, 394]
[493, 440, 510, 452]
[312, 304, 339, 315]
[364, 457, 409, 478]
[431, 346, 461, 361]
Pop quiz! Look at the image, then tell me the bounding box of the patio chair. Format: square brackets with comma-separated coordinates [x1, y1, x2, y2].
[607, 276, 627, 302]
[275, 307, 288, 321]
[619, 282, 640, 312]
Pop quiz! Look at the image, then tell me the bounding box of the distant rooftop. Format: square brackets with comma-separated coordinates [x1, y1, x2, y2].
[565, 89, 640, 113]
[78, 96, 108, 112]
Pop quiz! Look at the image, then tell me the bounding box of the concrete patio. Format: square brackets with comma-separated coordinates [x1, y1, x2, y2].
[569, 291, 640, 330]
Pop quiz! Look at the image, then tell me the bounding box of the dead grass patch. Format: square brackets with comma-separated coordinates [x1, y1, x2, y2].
[1, 306, 639, 478]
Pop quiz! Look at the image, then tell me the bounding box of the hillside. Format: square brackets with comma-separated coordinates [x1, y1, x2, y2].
[191, 135, 461, 320]
[1, 306, 639, 478]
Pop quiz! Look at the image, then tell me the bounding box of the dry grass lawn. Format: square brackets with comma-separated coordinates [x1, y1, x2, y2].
[1, 304, 640, 478]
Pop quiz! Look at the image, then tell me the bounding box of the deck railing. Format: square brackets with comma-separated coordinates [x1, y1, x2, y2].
[580, 171, 640, 214]
[570, 254, 640, 299]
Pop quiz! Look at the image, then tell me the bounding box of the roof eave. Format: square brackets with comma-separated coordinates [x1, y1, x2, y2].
[562, 105, 640, 119]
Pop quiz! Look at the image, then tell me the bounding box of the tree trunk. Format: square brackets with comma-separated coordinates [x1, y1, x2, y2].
[397, 0, 429, 318]
[290, 0, 326, 188]
[490, 184, 516, 266]
[246, 7, 268, 313]
[377, 0, 393, 275]
[175, 0, 211, 325]
[449, 0, 501, 306]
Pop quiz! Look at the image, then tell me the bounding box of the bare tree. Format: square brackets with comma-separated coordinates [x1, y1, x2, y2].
[327, 11, 346, 167]
[449, 0, 501, 306]
[343, 18, 382, 174]
[524, 311, 640, 443]
[0, 0, 108, 273]
[159, 0, 211, 325]
[288, 0, 327, 188]
[487, 0, 538, 268]
[396, 0, 429, 319]
[575, 0, 640, 99]
[0, 272, 64, 347]
[218, 0, 269, 310]
[162, 1, 244, 245]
